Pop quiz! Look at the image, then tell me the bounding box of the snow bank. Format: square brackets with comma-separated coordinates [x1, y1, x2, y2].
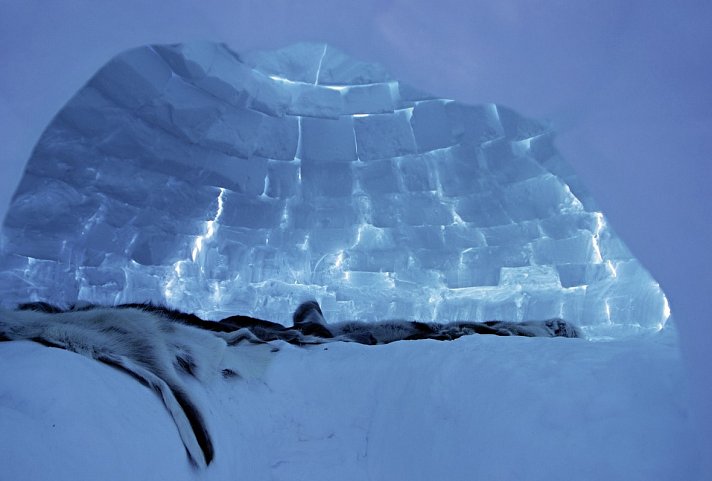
[1, 331, 696, 481]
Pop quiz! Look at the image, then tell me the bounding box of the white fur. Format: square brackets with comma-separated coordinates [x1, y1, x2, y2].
[0, 307, 227, 468]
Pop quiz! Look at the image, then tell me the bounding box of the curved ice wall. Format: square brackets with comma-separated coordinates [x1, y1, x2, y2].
[0, 42, 669, 337]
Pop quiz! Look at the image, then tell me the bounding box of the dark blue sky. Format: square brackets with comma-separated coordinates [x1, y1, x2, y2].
[1, 0, 711, 466]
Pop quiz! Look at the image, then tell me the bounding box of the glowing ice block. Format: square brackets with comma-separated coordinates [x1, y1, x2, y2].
[0, 42, 669, 337]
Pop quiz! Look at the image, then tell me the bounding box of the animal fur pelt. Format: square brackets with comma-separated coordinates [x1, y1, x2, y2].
[0, 305, 223, 468]
[0, 300, 581, 468]
[287, 301, 581, 345]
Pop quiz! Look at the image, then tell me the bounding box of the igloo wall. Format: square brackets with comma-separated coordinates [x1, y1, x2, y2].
[0, 42, 669, 337]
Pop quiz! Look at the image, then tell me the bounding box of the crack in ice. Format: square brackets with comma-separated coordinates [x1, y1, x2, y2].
[192, 187, 226, 263]
[314, 44, 328, 85]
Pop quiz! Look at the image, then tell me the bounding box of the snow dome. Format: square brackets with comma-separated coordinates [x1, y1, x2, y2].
[0, 42, 669, 337]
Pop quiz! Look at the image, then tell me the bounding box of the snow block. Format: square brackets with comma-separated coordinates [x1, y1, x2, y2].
[301, 160, 353, 198]
[356, 159, 400, 195]
[90, 47, 172, 110]
[317, 45, 393, 85]
[354, 111, 417, 160]
[342, 83, 396, 115]
[300, 116, 356, 162]
[218, 193, 284, 229]
[397, 154, 438, 192]
[410, 100, 455, 152]
[431, 145, 484, 197]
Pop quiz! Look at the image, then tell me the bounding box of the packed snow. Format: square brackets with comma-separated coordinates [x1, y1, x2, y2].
[0, 325, 696, 481]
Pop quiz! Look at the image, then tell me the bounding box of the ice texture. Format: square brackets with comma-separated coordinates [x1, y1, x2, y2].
[0, 42, 669, 337]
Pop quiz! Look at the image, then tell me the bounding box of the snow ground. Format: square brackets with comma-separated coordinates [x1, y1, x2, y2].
[0, 330, 697, 481]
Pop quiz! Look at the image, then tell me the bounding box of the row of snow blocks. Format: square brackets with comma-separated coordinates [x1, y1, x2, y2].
[121, 43, 398, 118]
[295, 103, 509, 165]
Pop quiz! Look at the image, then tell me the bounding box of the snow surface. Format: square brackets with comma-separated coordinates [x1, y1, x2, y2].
[0, 332, 697, 481]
